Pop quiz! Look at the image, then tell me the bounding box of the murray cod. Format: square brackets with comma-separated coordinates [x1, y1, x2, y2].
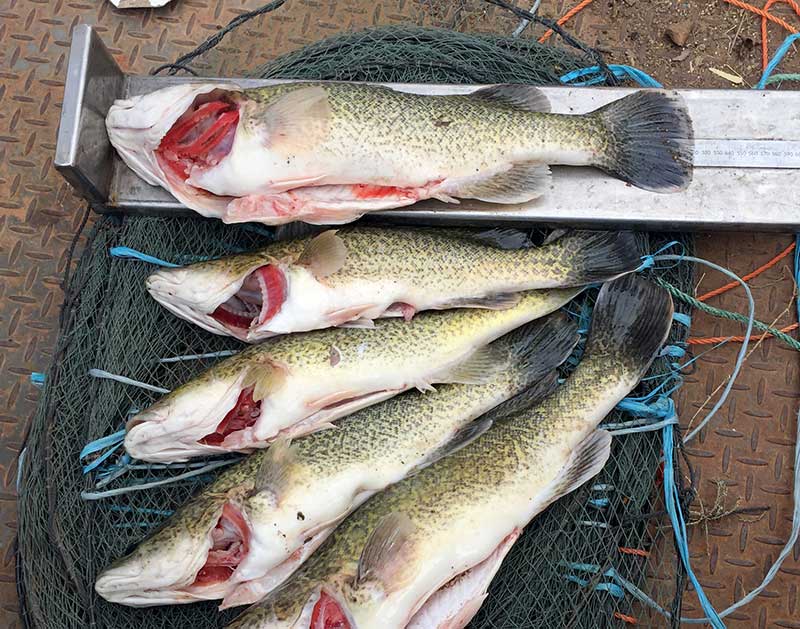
[124, 286, 582, 462]
[106, 81, 694, 225]
[146, 227, 640, 342]
[224, 274, 674, 629]
[95, 317, 577, 609]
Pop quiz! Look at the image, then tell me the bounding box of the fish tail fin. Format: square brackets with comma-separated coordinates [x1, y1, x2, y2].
[548, 230, 642, 285]
[584, 274, 674, 379]
[593, 91, 694, 192]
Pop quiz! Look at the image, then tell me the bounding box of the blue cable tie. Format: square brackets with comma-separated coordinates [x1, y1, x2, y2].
[757, 34, 800, 89]
[588, 497, 610, 508]
[30, 372, 46, 387]
[82, 442, 124, 474]
[672, 312, 692, 327]
[109, 247, 181, 268]
[659, 345, 686, 359]
[80, 429, 126, 460]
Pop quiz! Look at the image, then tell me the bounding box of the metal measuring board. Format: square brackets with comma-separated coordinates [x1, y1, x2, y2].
[55, 25, 800, 231]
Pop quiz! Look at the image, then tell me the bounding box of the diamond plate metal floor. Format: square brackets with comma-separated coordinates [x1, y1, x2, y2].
[2, 1, 798, 628]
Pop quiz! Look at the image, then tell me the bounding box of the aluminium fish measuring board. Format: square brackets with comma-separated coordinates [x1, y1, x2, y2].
[55, 25, 800, 231]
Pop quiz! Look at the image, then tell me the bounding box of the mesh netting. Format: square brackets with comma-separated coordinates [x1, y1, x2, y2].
[18, 25, 694, 629]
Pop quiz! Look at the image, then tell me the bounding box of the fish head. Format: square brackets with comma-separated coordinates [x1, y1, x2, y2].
[106, 82, 243, 217]
[124, 356, 279, 461]
[229, 584, 358, 629]
[146, 250, 340, 342]
[95, 495, 259, 606]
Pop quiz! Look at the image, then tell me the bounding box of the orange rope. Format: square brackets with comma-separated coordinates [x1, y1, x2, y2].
[613, 611, 638, 624]
[538, 0, 596, 43]
[618, 547, 650, 557]
[761, 0, 800, 68]
[687, 322, 799, 346]
[722, 0, 798, 34]
[721, 0, 799, 70]
[697, 241, 796, 302]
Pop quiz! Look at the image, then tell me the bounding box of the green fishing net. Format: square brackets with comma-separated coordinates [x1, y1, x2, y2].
[17, 25, 693, 629]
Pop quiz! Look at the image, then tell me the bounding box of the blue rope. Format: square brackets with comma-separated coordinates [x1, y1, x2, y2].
[757, 33, 800, 89]
[560, 64, 663, 88]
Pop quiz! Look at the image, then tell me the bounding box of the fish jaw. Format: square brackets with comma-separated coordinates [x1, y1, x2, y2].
[146, 261, 294, 342]
[95, 533, 212, 606]
[106, 82, 242, 217]
[124, 371, 251, 462]
[96, 501, 256, 607]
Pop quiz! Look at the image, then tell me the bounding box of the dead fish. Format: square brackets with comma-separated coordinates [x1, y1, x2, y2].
[94, 316, 577, 608]
[124, 287, 581, 462]
[146, 227, 640, 342]
[106, 82, 694, 225]
[224, 273, 674, 629]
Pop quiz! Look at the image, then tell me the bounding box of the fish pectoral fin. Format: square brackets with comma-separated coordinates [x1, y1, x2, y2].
[433, 345, 508, 386]
[541, 429, 612, 509]
[437, 292, 521, 311]
[472, 84, 551, 113]
[252, 436, 295, 503]
[263, 85, 330, 153]
[244, 360, 288, 402]
[336, 317, 376, 329]
[414, 418, 493, 473]
[296, 230, 348, 278]
[356, 512, 417, 592]
[326, 304, 378, 326]
[445, 161, 552, 204]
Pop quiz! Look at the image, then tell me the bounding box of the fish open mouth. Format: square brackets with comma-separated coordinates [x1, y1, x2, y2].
[188, 502, 251, 594]
[310, 590, 352, 629]
[199, 386, 262, 446]
[155, 95, 240, 183]
[209, 265, 287, 333]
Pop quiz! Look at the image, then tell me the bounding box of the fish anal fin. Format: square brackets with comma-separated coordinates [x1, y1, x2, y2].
[415, 418, 493, 473]
[472, 85, 551, 113]
[439, 292, 521, 311]
[296, 230, 347, 278]
[357, 513, 416, 592]
[542, 430, 612, 509]
[263, 86, 330, 153]
[445, 161, 551, 204]
[433, 345, 508, 386]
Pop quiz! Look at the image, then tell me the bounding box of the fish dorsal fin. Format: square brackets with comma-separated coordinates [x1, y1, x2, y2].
[274, 221, 327, 242]
[543, 228, 571, 245]
[434, 344, 508, 386]
[264, 86, 330, 153]
[415, 418, 493, 472]
[438, 292, 521, 311]
[357, 513, 416, 591]
[252, 436, 295, 502]
[453, 161, 552, 204]
[244, 360, 287, 402]
[471, 228, 534, 249]
[472, 84, 551, 113]
[296, 230, 347, 278]
[539, 430, 612, 509]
